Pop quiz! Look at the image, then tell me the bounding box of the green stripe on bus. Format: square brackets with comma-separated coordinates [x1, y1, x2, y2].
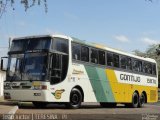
[96, 67, 115, 102]
[85, 66, 115, 102]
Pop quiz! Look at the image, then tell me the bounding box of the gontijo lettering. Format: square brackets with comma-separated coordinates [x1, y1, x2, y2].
[120, 74, 141, 82]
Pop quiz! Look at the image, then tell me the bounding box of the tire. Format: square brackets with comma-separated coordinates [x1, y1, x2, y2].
[32, 102, 48, 108]
[100, 102, 117, 108]
[125, 92, 139, 108]
[138, 93, 145, 108]
[66, 88, 82, 109]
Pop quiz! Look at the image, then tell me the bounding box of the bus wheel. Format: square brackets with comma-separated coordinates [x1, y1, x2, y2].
[100, 102, 117, 108]
[32, 102, 48, 108]
[138, 93, 145, 108]
[66, 88, 82, 109]
[125, 92, 139, 108]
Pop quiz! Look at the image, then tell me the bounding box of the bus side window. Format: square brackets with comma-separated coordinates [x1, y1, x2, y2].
[126, 58, 132, 70]
[120, 56, 127, 69]
[152, 64, 156, 75]
[133, 60, 142, 72]
[143, 62, 147, 73]
[120, 56, 132, 70]
[81, 46, 89, 62]
[99, 50, 105, 65]
[113, 54, 119, 68]
[107, 52, 113, 66]
[53, 38, 69, 54]
[148, 63, 152, 74]
[143, 62, 152, 74]
[91, 49, 98, 64]
[72, 43, 81, 60]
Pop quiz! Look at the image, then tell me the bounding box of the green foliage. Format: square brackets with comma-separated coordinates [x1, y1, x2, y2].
[132, 50, 146, 57]
[133, 44, 160, 88]
[0, 0, 47, 18]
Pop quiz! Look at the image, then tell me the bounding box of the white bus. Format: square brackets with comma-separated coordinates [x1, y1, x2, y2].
[1, 34, 158, 108]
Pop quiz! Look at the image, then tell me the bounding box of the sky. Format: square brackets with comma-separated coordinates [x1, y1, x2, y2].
[0, 0, 160, 57]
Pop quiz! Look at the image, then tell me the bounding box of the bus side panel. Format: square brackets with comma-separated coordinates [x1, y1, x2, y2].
[84, 66, 115, 102]
[70, 64, 157, 103]
[71, 63, 97, 102]
[106, 69, 158, 103]
[105, 69, 126, 102]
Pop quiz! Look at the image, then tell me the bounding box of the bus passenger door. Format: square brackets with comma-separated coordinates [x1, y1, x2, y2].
[49, 53, 69, 85]
[50, 53, 62, 85]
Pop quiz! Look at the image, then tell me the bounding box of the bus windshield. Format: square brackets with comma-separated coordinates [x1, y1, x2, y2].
[23, 53, 47, 81]
[6, 53, 48, 81]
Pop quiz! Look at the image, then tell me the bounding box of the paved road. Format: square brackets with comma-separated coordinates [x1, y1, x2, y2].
[14, 102, 160, 120]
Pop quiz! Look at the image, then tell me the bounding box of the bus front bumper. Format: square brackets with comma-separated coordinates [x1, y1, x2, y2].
[4, 89, 52, 102]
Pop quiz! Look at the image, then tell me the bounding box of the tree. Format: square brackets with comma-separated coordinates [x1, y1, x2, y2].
[156, 45, 160, 55]
[0, 0, 47, 18]
[133, 44, 160, 88]
[132, 50, 146, 57]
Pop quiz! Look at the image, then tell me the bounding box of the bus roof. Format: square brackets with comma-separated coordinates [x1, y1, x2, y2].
[12, 34, 69, 41]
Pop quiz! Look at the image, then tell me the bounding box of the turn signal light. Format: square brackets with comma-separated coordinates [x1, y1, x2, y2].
[41, 85, 47, 90]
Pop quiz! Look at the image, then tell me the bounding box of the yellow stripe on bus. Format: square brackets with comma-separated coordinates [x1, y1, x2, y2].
[106, 69, 158, 103]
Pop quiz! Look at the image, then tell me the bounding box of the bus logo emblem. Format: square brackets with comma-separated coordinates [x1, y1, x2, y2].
[52, 89, 65, 99]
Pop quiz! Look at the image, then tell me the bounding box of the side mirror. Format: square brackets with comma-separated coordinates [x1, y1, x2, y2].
[1, 57, 8, 71]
